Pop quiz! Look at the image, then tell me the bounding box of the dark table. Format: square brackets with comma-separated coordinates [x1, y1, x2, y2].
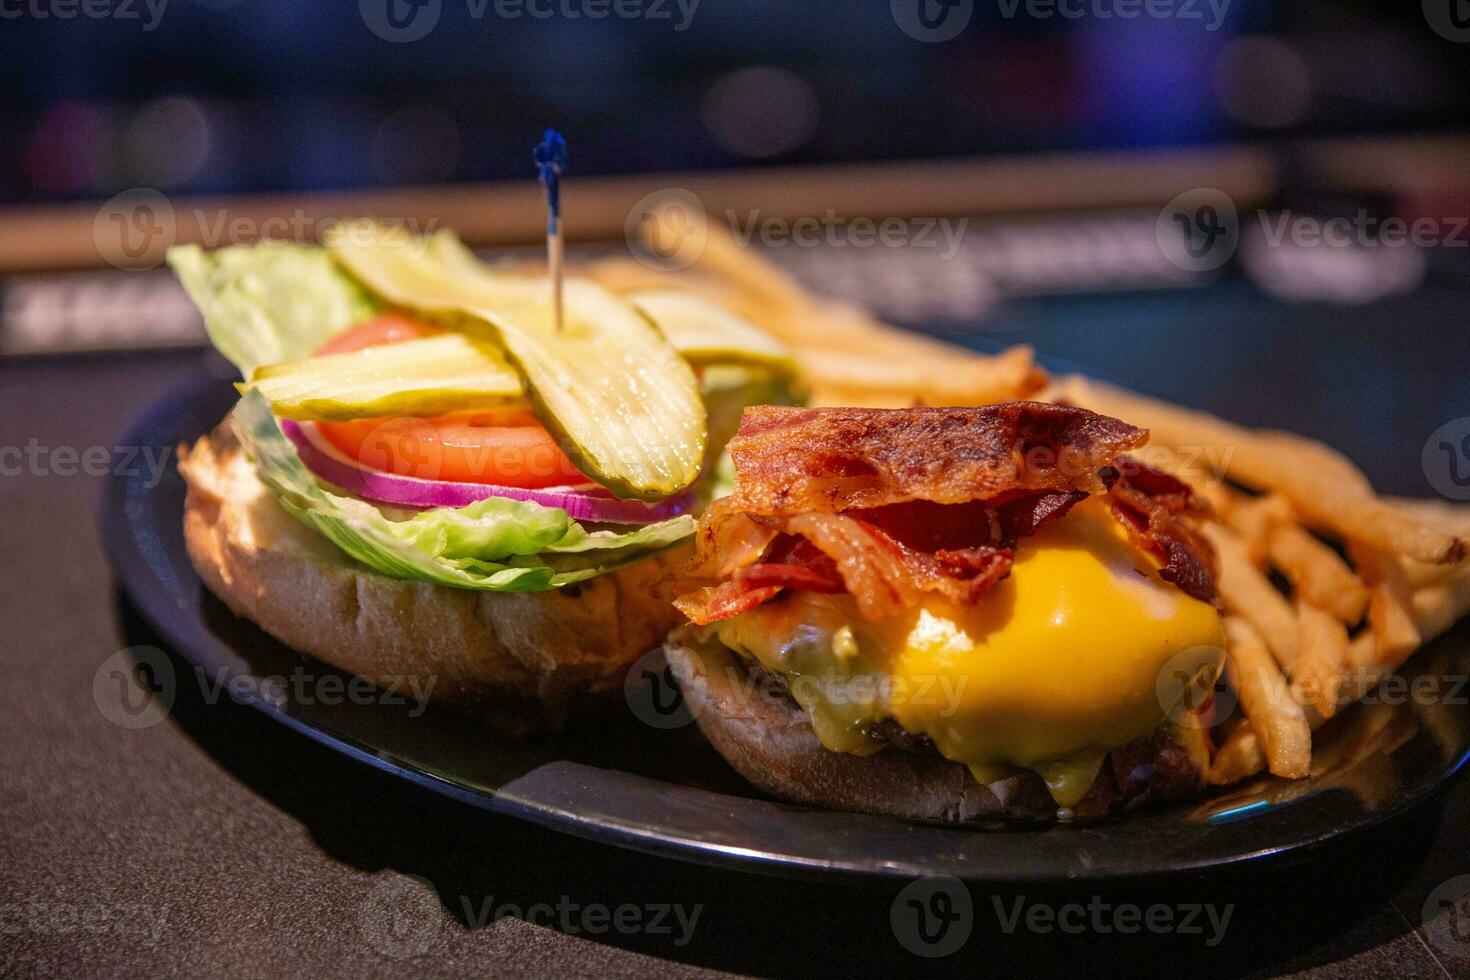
[5, 270, 1470, 977]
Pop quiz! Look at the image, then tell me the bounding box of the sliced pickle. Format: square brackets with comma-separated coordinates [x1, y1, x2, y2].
[244, 334, 525, 421]
[328, 222, 706, 499]
[629, 289, 796, 374]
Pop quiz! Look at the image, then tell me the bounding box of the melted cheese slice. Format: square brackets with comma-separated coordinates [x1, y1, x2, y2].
[712, 498, 1225, 806]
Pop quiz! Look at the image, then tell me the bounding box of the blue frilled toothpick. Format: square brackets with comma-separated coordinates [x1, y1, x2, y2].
[533, 129, 567, 330]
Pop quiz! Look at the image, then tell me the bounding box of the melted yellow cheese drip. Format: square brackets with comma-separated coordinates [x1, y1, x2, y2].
[713, 498, 1225, 806]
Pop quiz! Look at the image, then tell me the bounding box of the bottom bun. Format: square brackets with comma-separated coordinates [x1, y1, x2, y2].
[178, 421, 686, 714]
[664, 629, 1206, 823]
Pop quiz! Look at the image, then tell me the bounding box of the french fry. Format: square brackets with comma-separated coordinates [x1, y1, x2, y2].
[1253, 432, 1375, 495]
[1303, 634, 1384, 729]
[1387, 496, 1470, 534]
[1346, 630, 1377, 670]
[1267, 523, 1370, 625]
[1368, 587, 1422, 668]
[638, 202, 1049, 406]
[1411, 559, 1470, 642]
[1224, 616, 1311, 778]
[1352, 545, 1423, 667]
[1387, 498, 1470, 588]
[1207, 721, 1268, 786]
[661, 204, 814, 324]
[1401, 556, 1452, 590]
[585, 258, 763, 321]
[1224, 493, 1291, 566]
[1292, 602, 1351, 720]
[1186, 471, 1234, 515]
[1209, 633, 1390, 785]
[639, 201, 914, 356]
[798, 311, 1047, 402]
[1205, 523, 1301, 672]
[1058, 376, 1468, 565]
[799, 344, 1043, 408]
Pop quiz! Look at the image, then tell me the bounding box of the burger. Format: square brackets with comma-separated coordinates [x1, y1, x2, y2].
[169, 221, 795, 721]
[666, 403, 1227, 821]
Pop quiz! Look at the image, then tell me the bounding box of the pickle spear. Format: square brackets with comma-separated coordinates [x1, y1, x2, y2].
[244, 334, 525, 421]
[328, 223, 706, 500]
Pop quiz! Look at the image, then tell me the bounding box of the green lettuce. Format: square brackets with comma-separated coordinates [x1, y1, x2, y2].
[169, 243, 380, 376]
[233, 391, 693, 590]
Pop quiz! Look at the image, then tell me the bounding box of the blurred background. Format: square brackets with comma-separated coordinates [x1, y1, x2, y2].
[3, 0, 1469, 491]
[5, 0, 1468, 198]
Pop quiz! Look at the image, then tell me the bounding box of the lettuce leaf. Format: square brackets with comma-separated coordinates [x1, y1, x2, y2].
[168, 243, 380, 376]
[232, 391, 693, 591]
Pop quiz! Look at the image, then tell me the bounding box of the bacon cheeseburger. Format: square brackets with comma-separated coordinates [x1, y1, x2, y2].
[665, 404, 1227, 821]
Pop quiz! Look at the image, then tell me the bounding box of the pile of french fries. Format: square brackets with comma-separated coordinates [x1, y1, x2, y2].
[585, 202, 1046, 409]
[1052, 377, 1470, 785]
[588, 201, 1470, 789]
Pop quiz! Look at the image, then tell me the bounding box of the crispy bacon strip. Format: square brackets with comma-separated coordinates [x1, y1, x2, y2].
[992, 489, 1087, 540]
[680, 507, 1018, 624]
[733, 536, 845, 593]
[1105, 457, 1218, 604]
[786, 513, 1014, 619]
[682, 496, 780, 581]
[673, 583, 784, 625]
[728, 402, 1146, 516]
[781, 514, 911, 619]
[735, 564, 845, 592]
[676, 406, 1218, 625]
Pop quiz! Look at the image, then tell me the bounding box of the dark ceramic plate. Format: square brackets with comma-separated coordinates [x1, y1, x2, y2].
[101, 369, 1470, 883]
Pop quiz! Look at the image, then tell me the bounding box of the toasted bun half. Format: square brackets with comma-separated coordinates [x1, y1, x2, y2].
[664, 629, 1208, 823]
[663, 631, 1056, 822]
[178, 422, 686, 708]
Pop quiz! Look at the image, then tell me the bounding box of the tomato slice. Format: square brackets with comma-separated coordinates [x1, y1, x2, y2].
[317, 410, 588, 488]
[311, 316, 589, 488]
[314, 313, 440, 355]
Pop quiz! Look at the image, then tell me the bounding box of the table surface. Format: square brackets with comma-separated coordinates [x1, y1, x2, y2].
[6, 275, 1470, 978]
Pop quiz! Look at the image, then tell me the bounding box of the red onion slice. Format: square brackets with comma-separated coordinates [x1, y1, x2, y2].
[279, 419, 696, 524]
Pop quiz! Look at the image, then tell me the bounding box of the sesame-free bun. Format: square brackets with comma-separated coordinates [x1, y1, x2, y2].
[662, 631, 1056, 822]
[178, 422, 685, 708]
[662, 630, 1207, 823]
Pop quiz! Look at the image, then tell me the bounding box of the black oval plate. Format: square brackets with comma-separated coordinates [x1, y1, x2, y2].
[101, 369, 1470, 883]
